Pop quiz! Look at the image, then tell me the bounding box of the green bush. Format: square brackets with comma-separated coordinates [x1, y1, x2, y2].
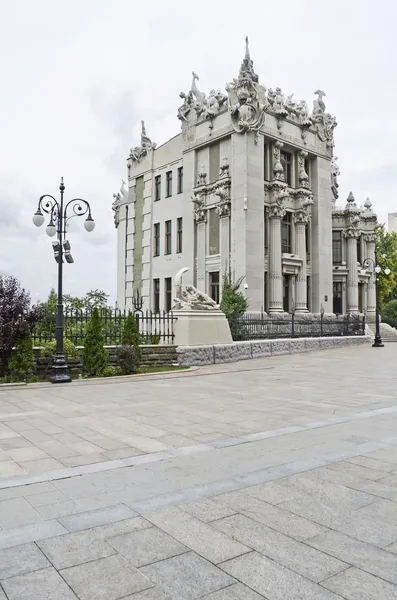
[83, 308, 108, 376]
[122, 311, 141, 360]
[220, 274, 248, 319]
[8, 327, 36, 382]
[383, 299, 397, 320]
[41, 339, 79, 360]
[115, 345, 139, 375]
[101, 365, 122, 377]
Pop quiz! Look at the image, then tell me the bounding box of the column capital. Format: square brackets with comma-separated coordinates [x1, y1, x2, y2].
[293, 209, 310, 225]
[363, 232, 377, 243]
[269, 204, 286, 219]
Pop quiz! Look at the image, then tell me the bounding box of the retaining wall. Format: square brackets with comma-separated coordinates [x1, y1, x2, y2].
[176, 335, 371, 367]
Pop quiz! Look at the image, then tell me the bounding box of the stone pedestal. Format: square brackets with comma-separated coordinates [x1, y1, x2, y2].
[173, 310, 233, 346]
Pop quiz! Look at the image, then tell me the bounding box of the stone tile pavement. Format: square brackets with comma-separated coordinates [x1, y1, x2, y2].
[0, 344, 397, 598]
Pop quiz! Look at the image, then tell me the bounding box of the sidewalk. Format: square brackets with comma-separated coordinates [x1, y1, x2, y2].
[0, 345, 397, 598]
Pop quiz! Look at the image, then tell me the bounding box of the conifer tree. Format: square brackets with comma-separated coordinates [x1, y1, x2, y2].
[122, 311, 141, 361]
[82, 307, 108, 376]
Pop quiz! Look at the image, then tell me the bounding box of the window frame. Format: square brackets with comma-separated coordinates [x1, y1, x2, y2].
[165, 220, 172, 255]
[154, 175, 161, 202]
[164, 277, 172, 312]
[153, 278, 160, 312]
[176, 217, 183, 253]
[281, 151, 293, 186]
[332, 230, 342, 265]
[209, 271, 220, 304]
[177, 167, 183, 194]
[166, 170, 172, 197]
[153, 223, 160, 257]
[281, 211, 292, 254]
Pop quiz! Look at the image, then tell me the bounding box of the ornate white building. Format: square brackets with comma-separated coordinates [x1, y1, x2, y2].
[113, 39, 378, 318]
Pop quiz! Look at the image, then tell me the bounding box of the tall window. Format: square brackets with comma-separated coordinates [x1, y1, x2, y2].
[281, 212, 292, 253]
[165, 277, 172, 312]
[153, 279, 160, 312]
[209, 272, 220, 304]
[209, 142, 220, 183]
[209, 208, 220, 255]
[154, 175, 161, 201]
[306, 223, 310, 254]
[165, 220, 172, 255]
[333, 281, 342, 314]
[332, 230, 342, 264]
[176, 217, 183, 253]
[281, 151, 293, 186]
[154, 223, 160, 257]
[166, 171, 172, 197]
[304, 157, 310, 184]
[264, 142, 269, 181]
[357, 237, 362, 264]
[177, 167, 183, 194]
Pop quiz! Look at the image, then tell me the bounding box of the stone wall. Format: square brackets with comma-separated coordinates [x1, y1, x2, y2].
[176, 335, 371, 367]
[32, 345, 178, 378]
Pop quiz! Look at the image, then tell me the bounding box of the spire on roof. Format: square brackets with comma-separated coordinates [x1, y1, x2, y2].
[238, 36, 258, 84]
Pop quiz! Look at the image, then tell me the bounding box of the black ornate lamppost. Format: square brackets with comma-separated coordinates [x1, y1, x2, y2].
[363, 252, 390, 348]
[32, 178, 95, 383]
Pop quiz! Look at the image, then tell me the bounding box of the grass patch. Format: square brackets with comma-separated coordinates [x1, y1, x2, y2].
[137, 365, 187, 374]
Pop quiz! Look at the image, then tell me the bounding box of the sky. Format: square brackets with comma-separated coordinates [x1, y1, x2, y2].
[1, 0, 396, 304]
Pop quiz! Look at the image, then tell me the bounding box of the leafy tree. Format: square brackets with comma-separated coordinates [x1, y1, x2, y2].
[84, 289, 109, 309]
[122, 311, 141, 360]
[220, 274, 248, 319]
[0, 276, 44, 377]
[41, 339, 79, 360]
[8, 325, 36, 382]
[82, 307, 108, 376]
[116, 345, 139, 375]
[376, 225, 397, 310]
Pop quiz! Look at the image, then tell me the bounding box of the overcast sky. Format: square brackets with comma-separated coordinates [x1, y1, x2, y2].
[1, 0, 396, 304]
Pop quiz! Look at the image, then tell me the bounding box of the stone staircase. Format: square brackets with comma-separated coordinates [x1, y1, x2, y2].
[367, 322, 397, 342]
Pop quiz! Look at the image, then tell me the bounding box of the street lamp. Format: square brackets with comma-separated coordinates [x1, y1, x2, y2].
[33, 178, 95, 383]
[364, 252, 390, 348]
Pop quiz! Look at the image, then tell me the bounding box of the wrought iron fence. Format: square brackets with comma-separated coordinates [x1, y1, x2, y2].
[228, 312, 365, 341]
[32, 309, 176, 346]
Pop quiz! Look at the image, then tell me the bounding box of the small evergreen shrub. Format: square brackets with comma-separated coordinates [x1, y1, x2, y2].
[101, 365, 122, 377]
[83, 307, 108, 376]
[115, 345, 139, 375]
[383, 299, 397, 320]
[8, 326, 36, 382]
[220, 274, 248, 319]
[122, 311, 141, 360]
[41, 339, 79, 360]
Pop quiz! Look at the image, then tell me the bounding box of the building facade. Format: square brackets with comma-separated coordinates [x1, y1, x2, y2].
[113, 39, 378, 318]
[388, 213, 397, 233]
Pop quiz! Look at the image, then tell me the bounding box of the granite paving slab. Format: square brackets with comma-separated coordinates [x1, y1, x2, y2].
[109, 526, 187, 567]
[322, 566, 397, 599]
[37, 530, 116, 569]
[0, 543, 50, 580]
[2, 567, 78, 600]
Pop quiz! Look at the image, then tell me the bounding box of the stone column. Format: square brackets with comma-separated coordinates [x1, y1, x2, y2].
[364, 233, 376, 318]
[196, 218, 206, 292]
[219, 210, 230, 282]
[268, 203, 285, 312]
[293, 209, 309, 313]
[344, 227, 360, 313]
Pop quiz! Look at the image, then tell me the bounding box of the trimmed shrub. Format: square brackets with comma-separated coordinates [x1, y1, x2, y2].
[8, 326, 36, 382]
[41, 339, 79, 360]
[101, 365, 122, 377]
[220, 274, 248, 319]
[115, 345, 139, 375]
[383, 299, 397, 320]
[122, 311, 141, 360]
[83, 307, 108, 376]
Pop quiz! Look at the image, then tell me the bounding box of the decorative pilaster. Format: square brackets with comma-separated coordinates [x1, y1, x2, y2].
[344, 219, 360, 314]
[293, 209, 310, 312]
[298, 150, 310, 189]
[268, 191, 286, 312]
[193, 192, 207, 292]
[364, 232, 377, 316]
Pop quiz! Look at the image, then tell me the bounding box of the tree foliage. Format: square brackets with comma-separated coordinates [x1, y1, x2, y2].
[219, 274, 248, 319]
[0, 276, 44, 377]
[82, 308, 108, 376]
[122, 311, 141, 361]
[376, 225, 397, 310]
[8, 325, 36, 382]
[116, 345, 139, 375]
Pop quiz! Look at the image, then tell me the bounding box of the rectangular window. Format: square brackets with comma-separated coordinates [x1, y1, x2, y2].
[281, 212, 292, 254]
[306, 223, 310, 254]
[166, 171, 172, 197]
[332, 230, 342, 264]
[165, 220, 172, 255]
[209, 142, 220, 183]
[281, 151, 293, 186]
[209, 208, 220, 255]
[333, 281, 342, 314]
[264, 142, 269, 181]
[304, 157, 310, 185]
[177, 167, 183, 194]
[154, 175, 161, 201]
[209, 272, 220, 304]
[153, 279, 160, 312]
[176, 217, 183, 253]
[154, 223, 160, 257]
[165, 277, 172, 312]
[357, 237, 362, 264]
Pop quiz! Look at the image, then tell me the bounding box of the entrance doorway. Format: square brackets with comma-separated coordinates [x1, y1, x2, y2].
[333, 282, 342, 314]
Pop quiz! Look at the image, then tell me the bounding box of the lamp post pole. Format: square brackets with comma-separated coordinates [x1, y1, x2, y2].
[363, 251, 390, 348]
[33, 178, 95, 383]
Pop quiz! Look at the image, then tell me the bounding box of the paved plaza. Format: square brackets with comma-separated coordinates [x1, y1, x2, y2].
[1, 345, 397, 599]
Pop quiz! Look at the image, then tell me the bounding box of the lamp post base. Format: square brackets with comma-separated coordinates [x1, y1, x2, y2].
[50, 354, 72, 384]
[372, 336, 384, 348]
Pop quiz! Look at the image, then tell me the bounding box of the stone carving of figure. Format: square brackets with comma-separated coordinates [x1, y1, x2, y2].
[177, 91, 194, 122]
[312, 90, 326, 121]
[173, 267, 219, 310]
[285, 94, 298, 119]
[112, 179, 128, 228]
[272, 87, 288, 117]
[267, 88, 276, 107]
[330, 156, 340, 200]
[273, 141, 285, 181]
[129, 121, 156, 163]
[191, 72, 206, 114]
[311, 90, 337, 147]
[297, 100, 312, 126]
